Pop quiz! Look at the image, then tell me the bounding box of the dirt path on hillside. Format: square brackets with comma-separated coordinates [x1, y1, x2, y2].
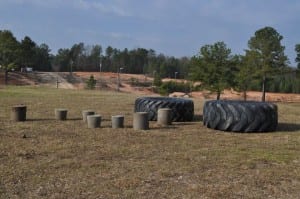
[2, 71, 300, 102]
[0, 72, 75, 89]
[35, 72, 75, 89]
[74, 72, 300, 102]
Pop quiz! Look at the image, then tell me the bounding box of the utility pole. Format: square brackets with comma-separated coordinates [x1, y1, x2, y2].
[56, 77, 60, 89]
[175, 71, 178, 79]
[70, 60, 73, 76]
[117, 67, 124, 91]
[99, 58, 102, 89]
[152, 70, 156, 92]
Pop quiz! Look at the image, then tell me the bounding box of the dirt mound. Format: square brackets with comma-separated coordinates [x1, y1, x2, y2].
[171, 90, 300, 103]
[0, 72, 75, 89]
[73, 72, 300, 102]
[1, 71, 299, 102]
[0, 72, 36, 86]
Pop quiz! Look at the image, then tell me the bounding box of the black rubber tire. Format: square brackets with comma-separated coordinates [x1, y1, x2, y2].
[134, 97, 194, 122]
[203, 100, 278, 132]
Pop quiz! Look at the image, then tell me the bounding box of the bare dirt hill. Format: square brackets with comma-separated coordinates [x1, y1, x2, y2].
[1, 71, 299, 102]
[0, 72, 76, 89]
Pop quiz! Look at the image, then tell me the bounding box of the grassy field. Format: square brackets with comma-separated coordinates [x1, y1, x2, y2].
[0, 86, 300, 198]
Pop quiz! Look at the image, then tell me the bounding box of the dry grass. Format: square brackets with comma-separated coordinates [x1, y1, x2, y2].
[0, 86, 300, 199]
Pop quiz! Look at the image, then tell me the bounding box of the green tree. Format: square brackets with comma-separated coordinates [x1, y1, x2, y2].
[296, 44, 300, 79]
[153, 72, 162, 87]
[232, 55, 248, 100]
[191, 41, 233, 100]
[0, 30, 20, 84]
[52, 48, 71, 71]
[295, 44, 300, 69]
[120, 48, 130, 71]
[19, 36, 37, 68]
[104, 46, 114, 71]
[160, 56, 180, 78]
[89, 44, 102, 71]
[35, 43, 52, 71]
[69, 42, 85, 71]
[247, 26, 288, 101]
[111, 48, 122, 73]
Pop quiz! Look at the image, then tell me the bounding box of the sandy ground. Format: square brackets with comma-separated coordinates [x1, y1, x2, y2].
[1, 71, 300, 102]
[74, 72, 300, 102]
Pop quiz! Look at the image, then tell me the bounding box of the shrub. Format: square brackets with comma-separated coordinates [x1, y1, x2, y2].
[153, 73, 162, 87]
[86, 75, 97, 89]
[129, 77, 152, 87]
[158, 81, 192, 95]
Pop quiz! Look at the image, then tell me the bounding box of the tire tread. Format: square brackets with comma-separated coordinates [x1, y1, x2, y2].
[203, 100, 278, 132]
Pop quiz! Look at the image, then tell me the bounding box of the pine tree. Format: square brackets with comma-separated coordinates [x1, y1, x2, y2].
[247, 26, 288, 101]
[190, 41, 233, 100]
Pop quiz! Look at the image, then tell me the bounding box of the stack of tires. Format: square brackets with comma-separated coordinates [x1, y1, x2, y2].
[203, 100, 278, 132]
[134, 97, 194, 122]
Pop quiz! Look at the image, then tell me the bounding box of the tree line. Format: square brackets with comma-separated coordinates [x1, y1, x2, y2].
[52, 43, 189, 79]
[0, 30, 52, 84]
[0, 27, 300, 96]
[190, 26, 300, 100]
[0, 29, 189, 78]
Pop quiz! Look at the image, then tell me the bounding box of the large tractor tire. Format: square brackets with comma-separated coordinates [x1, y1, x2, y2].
[134, 97, 194, 122]
[203, 100, 278, 132]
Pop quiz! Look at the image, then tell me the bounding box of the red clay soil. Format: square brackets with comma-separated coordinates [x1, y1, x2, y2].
[1, 71, 300, 102]
[74, 72, 300, 103]
[189, 90, 300, 102]
[0, 72, 36, 86]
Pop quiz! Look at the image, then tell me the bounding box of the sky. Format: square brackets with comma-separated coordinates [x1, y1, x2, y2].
[0, 0, 300, 66]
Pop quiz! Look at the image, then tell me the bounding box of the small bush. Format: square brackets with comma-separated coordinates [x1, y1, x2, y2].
[86, 75, 97, 89]
[129, 77, 152, 87]
[153, 73, 162, 87]
[158, 81, 192, 95]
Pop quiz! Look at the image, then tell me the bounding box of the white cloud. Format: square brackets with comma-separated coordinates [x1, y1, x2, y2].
[0, 0, 68, 8]
[72, 0, 132, 17]
[0, 0, 132, 17]
[194, 0, 300, 27]
[1, 0, 299, 62]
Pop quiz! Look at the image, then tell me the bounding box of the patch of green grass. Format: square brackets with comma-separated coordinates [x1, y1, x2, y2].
[0, 86, 300, 198]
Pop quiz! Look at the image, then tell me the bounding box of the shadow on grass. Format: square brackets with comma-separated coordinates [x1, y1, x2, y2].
[193, 114, 203, 122]
[123, 125, 178, 130]
[101, 118, 111, 122]
[150, 125, 178, 130]
[67, 118, 82, 121]
[27, 118, 82, 122]
[277, 123, 300, 132]
[172, 122, 199, 126]
[26, 118, 55, 122]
